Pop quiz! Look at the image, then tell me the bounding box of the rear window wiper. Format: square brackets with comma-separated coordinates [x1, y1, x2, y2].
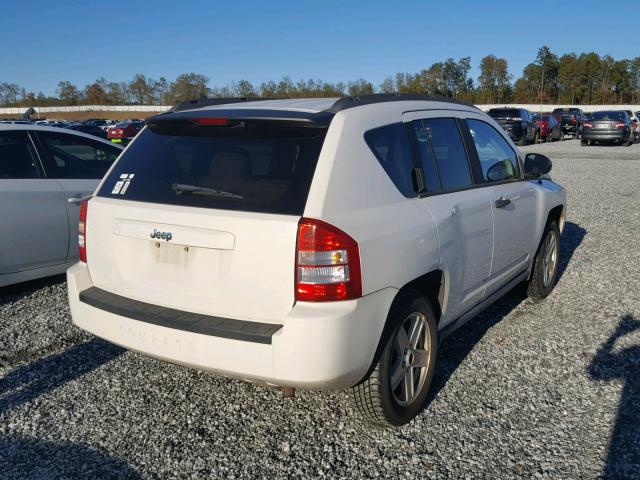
[172, 183, 244, 200]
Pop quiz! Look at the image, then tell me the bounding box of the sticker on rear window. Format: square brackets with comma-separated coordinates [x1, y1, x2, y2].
[111, 173, 135, 195]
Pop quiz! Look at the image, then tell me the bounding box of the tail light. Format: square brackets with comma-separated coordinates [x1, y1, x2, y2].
[615, 121, 626, 129]
[572, 115, 577, 125]
[79, 199, 89, 262]
[295, 218, 362, 302]
[583, 122, 592, 128]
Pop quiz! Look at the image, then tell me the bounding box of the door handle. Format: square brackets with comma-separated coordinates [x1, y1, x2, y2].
[67, 194, 92, 204]
[495, 196, 511, 208]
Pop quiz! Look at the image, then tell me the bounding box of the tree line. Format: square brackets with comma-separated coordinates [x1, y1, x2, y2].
[2, 46, 640, 108]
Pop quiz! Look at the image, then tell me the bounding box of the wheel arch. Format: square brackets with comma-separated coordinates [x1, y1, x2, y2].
[547, 203, 564, 233]
[357, 270, 445, 385]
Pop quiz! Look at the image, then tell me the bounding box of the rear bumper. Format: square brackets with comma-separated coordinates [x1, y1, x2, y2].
[560, 124, 578, 133]
[582, 130, 627, 141]
[67, 262, 395, 390]
[500, 124, 524, 140]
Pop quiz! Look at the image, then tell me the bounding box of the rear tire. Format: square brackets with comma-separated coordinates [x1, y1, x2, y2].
[581, 139, 588, 146]
[350, 291, 438, 427]
[526, 220, 560, 301]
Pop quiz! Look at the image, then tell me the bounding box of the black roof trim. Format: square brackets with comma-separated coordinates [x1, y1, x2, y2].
[169, 97, 271, 113]
[325, 93, 479, 113]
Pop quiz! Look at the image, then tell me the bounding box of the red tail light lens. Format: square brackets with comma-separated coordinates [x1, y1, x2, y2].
[79, 199, 89, 262]
[615, 121, 626, 128]
[295, 218, 362, 302]
[572, 115, 577, 125]
[583, 122, 593, 128]
[191, 117, 230, 126]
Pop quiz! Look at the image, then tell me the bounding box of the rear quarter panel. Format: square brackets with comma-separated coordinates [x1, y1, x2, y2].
[304, 105, 440, 297]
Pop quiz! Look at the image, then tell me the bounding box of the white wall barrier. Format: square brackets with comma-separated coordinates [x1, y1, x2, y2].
[0, 105, 171, 115]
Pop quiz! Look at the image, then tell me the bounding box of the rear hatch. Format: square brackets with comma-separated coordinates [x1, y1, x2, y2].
[553, 109, 578, 127]
[87, 112, 329, 323]
[488, 108, 520, 127]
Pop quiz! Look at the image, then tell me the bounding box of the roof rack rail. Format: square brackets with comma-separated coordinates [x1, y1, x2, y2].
[325, 93, 478, 113]
[169, 97, 267, 113]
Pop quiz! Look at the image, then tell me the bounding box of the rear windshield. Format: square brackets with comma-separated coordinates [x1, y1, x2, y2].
[97, 124, 327, 215]
[552, 108, 579, 114]
[589, 111, 625, 121]
[488, 109, 519, 118]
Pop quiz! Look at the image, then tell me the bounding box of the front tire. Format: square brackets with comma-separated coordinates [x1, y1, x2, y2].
[351, 291, 438, 427]
[526, 220, 560, 300]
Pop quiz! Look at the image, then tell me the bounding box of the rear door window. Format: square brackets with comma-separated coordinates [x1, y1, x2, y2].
[0, 131, 40, 179]
[97, 124, 327, 215]
[38, 132, 121, 179]
[421, 118, 473, 190]
[364, 123, 415, 197]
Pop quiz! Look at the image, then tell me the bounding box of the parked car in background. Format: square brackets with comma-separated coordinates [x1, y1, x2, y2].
[487, 108, 539, 145]
[107, 121, 144, 145]
[0, 120, 32, 125]
[68, 95, 565, 427]
[532, 113, 563, 142]
[581, 110, 634, 146]
[0, 124, 122, 287]
[99, 120, 117, 132]
[624, 110, 639, 142]
[552, 107, 585, 138]
[65, 123, 109, 140]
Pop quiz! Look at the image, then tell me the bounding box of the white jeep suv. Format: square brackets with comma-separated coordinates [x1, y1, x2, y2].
[68, 95, 566, 427]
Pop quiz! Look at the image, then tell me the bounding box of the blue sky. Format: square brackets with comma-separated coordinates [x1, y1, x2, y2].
[1, 0, 637, 96]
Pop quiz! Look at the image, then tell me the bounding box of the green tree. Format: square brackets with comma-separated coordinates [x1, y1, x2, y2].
[478, 55, 511, 104]
[129, 74, 153, 104]
[347, 78, 374, 96]
[235, 79, 257, 97]
[167, 73, 210, 103]
[56, 81, 80, 105]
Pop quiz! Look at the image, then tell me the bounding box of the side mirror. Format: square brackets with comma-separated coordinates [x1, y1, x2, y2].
[524, 153, 552, 178]
[487, 161, 510, 182]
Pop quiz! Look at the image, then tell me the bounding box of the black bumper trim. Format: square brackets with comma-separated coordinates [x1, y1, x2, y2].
[79, 287, 282, 344]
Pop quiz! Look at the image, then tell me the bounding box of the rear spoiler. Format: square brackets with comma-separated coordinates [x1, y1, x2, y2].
[169, 97, 270, 113]
[147, 108, 334, 129]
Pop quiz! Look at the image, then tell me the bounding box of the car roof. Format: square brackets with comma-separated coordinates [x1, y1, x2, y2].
[161, 96, 480, 124]
[0, 123, 123, 148]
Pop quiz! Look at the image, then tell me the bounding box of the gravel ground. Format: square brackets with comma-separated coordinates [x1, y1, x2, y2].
[1, 138, 639, 479]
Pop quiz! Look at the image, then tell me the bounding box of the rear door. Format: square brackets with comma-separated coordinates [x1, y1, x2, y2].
[0, 130, 68, 274]
[463, 116, 537, 294]
[34, 131, 121, 262]
[85, 120, 327, 323]
[404, 112, 494, 322]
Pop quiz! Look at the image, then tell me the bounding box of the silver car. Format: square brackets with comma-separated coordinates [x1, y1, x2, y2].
[0, 124, 122, 287]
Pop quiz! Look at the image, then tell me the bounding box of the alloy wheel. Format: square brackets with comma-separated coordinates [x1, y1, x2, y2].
[390, 312, 431, 407]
